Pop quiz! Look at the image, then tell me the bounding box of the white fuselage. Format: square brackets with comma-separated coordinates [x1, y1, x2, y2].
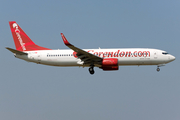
[15, 48, 175, 67]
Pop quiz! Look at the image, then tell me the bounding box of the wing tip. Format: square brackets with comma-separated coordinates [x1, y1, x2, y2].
[61, 33, 71, 46]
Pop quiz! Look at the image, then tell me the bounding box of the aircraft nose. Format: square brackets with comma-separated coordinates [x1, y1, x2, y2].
[170, 55, 176, 61]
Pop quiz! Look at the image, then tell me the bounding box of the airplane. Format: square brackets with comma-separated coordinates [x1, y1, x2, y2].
[6, 21, 175, 75]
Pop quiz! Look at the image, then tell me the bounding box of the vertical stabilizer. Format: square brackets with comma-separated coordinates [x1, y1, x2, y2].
[9, 21, 51, 51]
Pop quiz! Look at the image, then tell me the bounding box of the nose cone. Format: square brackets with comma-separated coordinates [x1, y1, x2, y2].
[170, 55, 176, 61]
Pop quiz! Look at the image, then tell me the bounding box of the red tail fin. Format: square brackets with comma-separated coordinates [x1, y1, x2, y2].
[9, 21, 51, 51]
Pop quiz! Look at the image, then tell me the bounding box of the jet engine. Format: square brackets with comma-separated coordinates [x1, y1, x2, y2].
[101, 58, 119, 70]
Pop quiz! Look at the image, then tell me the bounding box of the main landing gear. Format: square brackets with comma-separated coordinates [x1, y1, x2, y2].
[89, 66, 95, 75]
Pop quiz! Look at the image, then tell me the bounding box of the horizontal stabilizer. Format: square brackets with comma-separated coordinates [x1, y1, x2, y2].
[6, 47, 28, 55]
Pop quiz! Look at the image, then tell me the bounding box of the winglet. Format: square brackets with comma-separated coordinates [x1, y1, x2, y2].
[61, 33, 71, 46]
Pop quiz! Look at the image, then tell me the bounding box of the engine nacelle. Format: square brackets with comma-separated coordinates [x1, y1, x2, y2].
[101, 58, 119, 71]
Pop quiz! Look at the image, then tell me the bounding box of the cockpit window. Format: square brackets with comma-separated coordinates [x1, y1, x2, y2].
[162, 52, 169, 55]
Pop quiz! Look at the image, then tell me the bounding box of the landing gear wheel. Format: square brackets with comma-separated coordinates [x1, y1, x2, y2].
[157, 67, 160, 72]
[89, 67, 95, 75]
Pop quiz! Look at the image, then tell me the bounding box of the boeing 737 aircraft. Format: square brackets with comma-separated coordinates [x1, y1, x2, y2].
[6, 21, 175, 74]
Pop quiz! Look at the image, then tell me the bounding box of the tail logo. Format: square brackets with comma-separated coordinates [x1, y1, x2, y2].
[12, 23, 26, 51]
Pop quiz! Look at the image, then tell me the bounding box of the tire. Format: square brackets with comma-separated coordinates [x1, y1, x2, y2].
[89, 67, 95, 75]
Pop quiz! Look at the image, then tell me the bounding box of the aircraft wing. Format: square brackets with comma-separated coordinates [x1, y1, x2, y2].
[61, 33, 102, 66]
[6, 47, 28, 55]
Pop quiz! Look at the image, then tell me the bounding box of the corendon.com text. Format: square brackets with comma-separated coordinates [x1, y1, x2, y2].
[87, 50, 150, 58]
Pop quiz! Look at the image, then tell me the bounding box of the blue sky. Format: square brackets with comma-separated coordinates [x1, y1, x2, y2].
[0, 0, 180, 120]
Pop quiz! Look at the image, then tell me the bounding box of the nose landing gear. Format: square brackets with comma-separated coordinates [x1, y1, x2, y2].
[156, 64, 165, 72]
[156, 67, 160, 72]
